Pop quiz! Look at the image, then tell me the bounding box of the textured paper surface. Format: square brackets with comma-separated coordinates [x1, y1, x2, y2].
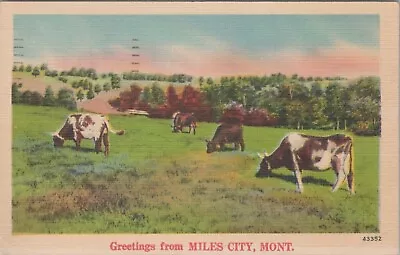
[0, 2, 398, 255]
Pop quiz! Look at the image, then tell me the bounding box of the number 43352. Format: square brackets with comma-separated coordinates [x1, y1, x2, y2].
[362, 236, 382, 241]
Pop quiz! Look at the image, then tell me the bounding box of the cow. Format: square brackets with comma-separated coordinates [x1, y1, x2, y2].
[255, 133, 354, 194]
[205, 124, 245, 153]
[171, 111, 197, 135]
[52, 113, 125, 156]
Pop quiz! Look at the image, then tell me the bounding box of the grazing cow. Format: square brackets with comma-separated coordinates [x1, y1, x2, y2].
[52, 113, 125, 156]
[205, 124, 245, 153]
[256, 133, 354, 194]
[171, 112, 197, 135]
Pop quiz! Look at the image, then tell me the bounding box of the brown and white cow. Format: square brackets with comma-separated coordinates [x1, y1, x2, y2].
[171, 111, 197, 135]
[52, 113, 125, 156]
[256, 133, 354, 194]
[205, 123, 245, 153]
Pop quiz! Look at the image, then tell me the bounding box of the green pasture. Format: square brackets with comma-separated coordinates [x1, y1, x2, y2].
[12, 105, 379, 233]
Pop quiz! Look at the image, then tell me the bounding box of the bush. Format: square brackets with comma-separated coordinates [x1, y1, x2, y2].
[352, 121, 381, 136]
[219, 102, 245, 125]
[148, 105, 170, 118]
[244, 108, 278, 126]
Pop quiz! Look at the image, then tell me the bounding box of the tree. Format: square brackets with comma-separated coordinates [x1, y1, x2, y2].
[40, 63, 48, 71]
[309, 97, 330, 129]
[285, 100, 308, 129]
[111, 75, 121, 89]
[21, 90, 33, 104]
[57, 88, 77, 110]
[141, 86, 152, 103]
[94, 84, 102, 94]
[291, 82, 310, 102]
[103, 82, 111, 92]
[77, 89, 84, 101]
[71, 81, 79, 89]
[43, 86, 56, 106]
[86, 87, 95, 100]
[82, 79, 91, 90]
[206, 77, 214, 86]
[198, 76, 204, 86]
[92, 73, 98, 80]
[78, 68, 86, 77]
[25, 65, 32, 72]
[12, 65, 17, 72]
[130, 84, 142, 105]
[310, 82, 324, 97]
[12, 83, 21, 104]
[69, 67, 78, 76]
[30, 91, 43, 105]
[50, 70, 58, 77]
[325, 82, 344, 130]
[150, 82, 165, 105]
[18, 65, 24, 72]
[32, 67, 40, 77]
[166, 85, 179, 108]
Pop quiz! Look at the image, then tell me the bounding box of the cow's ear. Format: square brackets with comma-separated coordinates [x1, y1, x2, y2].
[264, 151, 269, 157]
[257, 153, 264, 158]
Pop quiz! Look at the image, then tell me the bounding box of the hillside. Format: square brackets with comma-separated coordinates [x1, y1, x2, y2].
[12, 70, 193, 114]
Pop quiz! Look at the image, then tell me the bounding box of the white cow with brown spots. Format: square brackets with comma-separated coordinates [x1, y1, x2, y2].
[256, 133, 354, 194]
[52, 113, 125, 156]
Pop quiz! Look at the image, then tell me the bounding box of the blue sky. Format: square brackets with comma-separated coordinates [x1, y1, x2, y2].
[13, 15, 379, 77]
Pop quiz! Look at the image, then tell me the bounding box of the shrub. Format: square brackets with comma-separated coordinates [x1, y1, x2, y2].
[352, 121, 381, 136]
[244, 108, 279, 126]
[219, 102, 245, 125]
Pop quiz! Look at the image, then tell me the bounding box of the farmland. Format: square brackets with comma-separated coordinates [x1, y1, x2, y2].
[12, 105, 379, 234]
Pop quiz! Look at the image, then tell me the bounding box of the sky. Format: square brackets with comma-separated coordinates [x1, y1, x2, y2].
[14, 15, 379, 78]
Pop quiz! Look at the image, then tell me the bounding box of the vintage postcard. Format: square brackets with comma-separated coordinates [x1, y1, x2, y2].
[0, 2, 398, 255]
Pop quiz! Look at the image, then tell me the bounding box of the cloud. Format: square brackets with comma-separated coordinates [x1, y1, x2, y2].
[41, 40, 378, 78]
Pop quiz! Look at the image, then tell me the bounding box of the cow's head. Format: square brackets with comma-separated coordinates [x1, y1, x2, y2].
[52, 133, 65, 147]
[256, 152, 271, 177]
[205, 139, 217, 154]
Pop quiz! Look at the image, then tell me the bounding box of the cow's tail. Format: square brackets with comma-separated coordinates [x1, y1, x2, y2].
[104, 118, 125, 135]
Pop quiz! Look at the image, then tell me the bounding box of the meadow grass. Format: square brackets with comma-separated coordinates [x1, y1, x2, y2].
[12, 105, 379, 233]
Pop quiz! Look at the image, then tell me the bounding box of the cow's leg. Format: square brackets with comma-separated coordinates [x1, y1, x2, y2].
[103, 133, 109, 156]
[192, 125, 196, 135]
[294, 170, 304, 193]
[219, 143, 225, 151]
[240, 139, 245, 152]
[95, 137, 103, 153]
[75, 139, 81, 151]
[291, 152, 303, 193]
[346, 159, 354, 194]
[342, 148, 355, 194]
[234, 143, 239, 150]
[331, 154, 346, 192]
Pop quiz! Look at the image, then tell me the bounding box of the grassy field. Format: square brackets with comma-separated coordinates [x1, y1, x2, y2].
[12, 105, 379, 234]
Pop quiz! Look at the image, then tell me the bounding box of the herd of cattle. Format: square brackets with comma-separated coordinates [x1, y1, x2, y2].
[52, 112, 355, 194]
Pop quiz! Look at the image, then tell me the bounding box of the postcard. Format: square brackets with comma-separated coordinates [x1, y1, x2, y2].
[0, 2, 398, 255]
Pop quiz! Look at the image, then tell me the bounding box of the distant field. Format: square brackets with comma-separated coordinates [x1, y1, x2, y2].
[13, 71, 193, 90]
[12, 105, 379, 233]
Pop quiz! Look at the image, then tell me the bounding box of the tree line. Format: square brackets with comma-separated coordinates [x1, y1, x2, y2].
[112, 74, 380, 135]
[200, 75, 380, 135]
[12, 83, 77, 110]
[122, 72, 193, 84]
[12, 63, 380, 135]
